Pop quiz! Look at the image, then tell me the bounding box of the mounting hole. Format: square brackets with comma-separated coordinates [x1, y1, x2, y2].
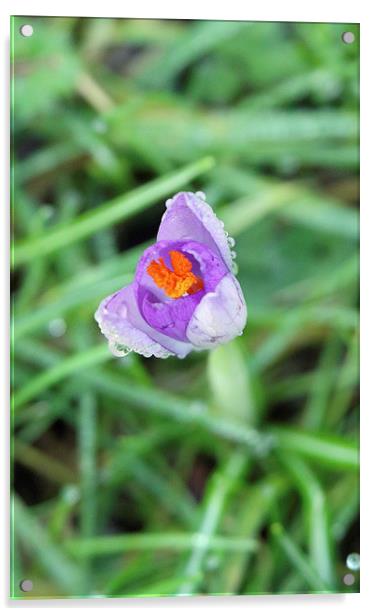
[343, 573, 355, 586]
[342, 31, 355, 44]
[19, 579, 33, 592]
[20, 24, 34, 37]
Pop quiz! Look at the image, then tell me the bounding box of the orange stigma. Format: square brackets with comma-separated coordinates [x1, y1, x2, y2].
[147, 250, 204, 299]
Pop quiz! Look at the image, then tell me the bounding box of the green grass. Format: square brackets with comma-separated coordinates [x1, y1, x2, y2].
[11, 16, 359, 599]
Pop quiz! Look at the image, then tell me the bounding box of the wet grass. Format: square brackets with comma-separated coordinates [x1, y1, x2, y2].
[11, 16, 359, 598]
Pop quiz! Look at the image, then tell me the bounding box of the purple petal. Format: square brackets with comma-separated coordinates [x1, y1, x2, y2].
[157, 192, 234, 271]
[95, 282, 193, 359]
[139, 287, 205, 342]
[186, 273, 247, 349]
[135, 240, 228, 341]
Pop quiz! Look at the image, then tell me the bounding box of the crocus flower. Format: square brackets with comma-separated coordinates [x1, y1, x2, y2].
[95, 191, 247, 359]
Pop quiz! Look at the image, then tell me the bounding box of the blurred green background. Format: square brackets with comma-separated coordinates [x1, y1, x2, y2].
[11, 16, 359, 598]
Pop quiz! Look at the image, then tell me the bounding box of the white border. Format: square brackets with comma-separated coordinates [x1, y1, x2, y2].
[0, 1, 365, 22]
[2, 1, 374, 614]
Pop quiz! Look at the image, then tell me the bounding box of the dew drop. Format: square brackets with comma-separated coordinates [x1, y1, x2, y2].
[227, 237, 236, 248]
[109, 342, 132, 357]
[92, 118, 107, 134]
[346, 553, 360, 571]
[205, 554, 220, 571]
[253, 433, 275, 457]
[189, 401, 207, 414]
[48, 318, 67, 338]
[62, 485, 80, 505]
[166, 198, 173, 208]
[41, 205, 55, 221]
[195, 191, 206, 200]
[231, 250, 237, 260]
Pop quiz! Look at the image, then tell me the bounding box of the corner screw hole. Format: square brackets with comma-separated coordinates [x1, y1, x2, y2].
[20, 24, 34, 37]
[19, 579, 33, 592]
[342, 31, 355, 44]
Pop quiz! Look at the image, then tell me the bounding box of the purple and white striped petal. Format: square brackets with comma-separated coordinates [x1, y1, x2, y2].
[157, 192, 236, 272]
[95, 283, 193, 359]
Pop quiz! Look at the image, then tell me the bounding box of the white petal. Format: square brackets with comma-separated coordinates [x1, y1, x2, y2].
[186, 274, 247, 349]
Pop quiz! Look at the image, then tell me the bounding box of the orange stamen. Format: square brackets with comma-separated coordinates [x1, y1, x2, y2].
[147, 250, 204, 299]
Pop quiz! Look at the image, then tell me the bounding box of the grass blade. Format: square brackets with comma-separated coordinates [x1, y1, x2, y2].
[178, 451, 249, 595]
[270, 522, 330, 592]
[66, 531, 258, 557]
[279, 454, 336, 589]
[12, 497, 85, 596]
[12, 345, 110, 410]
[13, 440, 76, 485]
[272, 426, 359, 471]
[13, 156, 215, 268]
[78, 391, 97, 589]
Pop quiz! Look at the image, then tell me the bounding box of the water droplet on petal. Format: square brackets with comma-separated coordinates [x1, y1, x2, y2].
[228, 237, 236, 248]
[109, 341, 132, 357]
[195, 191, 206, 200]
[231, 250, 237, 260]
[166, 198, 173, 209]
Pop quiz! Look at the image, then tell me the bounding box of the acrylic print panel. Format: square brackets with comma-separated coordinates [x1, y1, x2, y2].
[10, 15, 360, 599]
